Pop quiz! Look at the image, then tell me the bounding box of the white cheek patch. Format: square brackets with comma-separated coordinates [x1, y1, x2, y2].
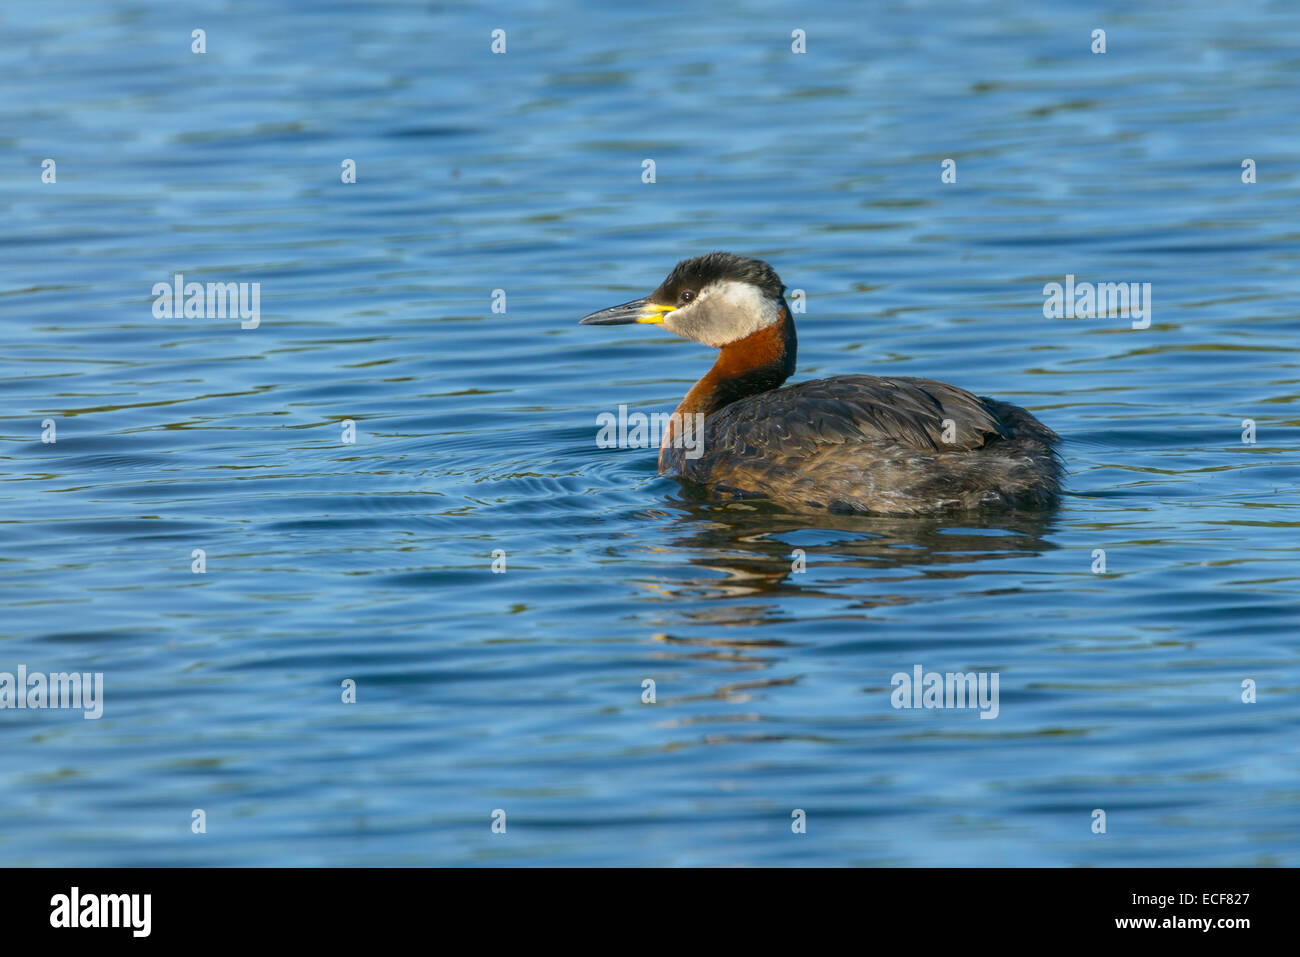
[671, 279, 782, 347]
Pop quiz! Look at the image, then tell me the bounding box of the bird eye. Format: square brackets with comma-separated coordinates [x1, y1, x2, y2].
[679, 290, 696, 304]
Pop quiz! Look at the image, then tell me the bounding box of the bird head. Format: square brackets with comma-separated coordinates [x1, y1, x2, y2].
[579, 252, 789, 348]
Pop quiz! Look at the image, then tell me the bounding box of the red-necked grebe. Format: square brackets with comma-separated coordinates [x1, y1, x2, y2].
[579, 252, 1062, 515]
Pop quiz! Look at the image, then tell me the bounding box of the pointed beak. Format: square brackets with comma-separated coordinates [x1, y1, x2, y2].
[578, 297, 675, 326]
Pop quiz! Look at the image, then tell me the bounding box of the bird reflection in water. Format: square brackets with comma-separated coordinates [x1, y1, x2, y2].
[621, 498, 1057, 741]
[642, 495, 1059, 608]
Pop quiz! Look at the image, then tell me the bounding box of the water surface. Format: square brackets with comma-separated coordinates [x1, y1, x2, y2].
[1, 1, 1298, 865]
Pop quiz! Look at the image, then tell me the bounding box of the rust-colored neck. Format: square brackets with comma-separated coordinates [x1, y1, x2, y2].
[659, 307, 797, 470]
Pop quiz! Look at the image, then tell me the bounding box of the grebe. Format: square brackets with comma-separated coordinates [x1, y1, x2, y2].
[579, 252, 1062, 515]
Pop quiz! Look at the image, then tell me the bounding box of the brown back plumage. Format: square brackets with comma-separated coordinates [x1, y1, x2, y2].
[664, 375, 1062, 514]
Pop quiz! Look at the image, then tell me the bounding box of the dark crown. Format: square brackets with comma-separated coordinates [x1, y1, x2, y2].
[654, 252, 786, 301]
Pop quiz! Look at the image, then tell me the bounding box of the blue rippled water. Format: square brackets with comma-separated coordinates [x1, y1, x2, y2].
[1, 0, 1297, 866]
